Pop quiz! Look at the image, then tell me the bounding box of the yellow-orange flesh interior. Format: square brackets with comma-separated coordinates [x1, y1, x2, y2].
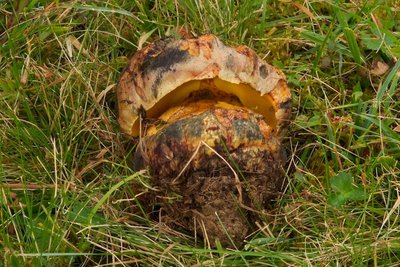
[131, 78, 277, 136]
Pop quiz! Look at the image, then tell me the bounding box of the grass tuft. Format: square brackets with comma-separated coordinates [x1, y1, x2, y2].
[1, 0, 399, 266]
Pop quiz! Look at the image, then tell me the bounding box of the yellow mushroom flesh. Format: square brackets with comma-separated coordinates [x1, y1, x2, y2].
[132, 78, 277, 136]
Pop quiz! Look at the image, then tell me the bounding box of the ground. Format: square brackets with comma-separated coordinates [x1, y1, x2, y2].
[0, 1, 399, 266]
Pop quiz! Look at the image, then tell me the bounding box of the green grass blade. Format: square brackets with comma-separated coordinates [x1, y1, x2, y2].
[377, 60, 400, 104]
[334, 5, 363, 65]
[87, 173, 143, 223]
[343, 27, 363, 65]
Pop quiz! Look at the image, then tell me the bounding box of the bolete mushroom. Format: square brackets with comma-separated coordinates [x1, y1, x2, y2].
[117, 34, 291, 246]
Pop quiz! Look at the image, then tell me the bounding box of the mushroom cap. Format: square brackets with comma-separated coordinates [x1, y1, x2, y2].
[117, 34, 291, 136]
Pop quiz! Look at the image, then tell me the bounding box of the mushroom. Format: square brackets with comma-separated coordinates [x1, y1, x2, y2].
[117, 34, 291, 247]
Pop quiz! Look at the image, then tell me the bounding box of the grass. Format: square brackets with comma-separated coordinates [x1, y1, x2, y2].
[1, 0, 399, 266]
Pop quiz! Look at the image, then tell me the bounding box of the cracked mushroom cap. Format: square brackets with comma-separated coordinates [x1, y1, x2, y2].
[117, 34, 291, 136]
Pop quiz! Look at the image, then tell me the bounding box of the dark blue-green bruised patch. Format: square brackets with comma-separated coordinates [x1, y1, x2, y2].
[182, 114, 205, 139]
[141, 46, 188, 73]
[233, 119, 263, 141]
[140, 46, 188, 98]
[259, 64, 268, 78]
[161, 120, 183, 141]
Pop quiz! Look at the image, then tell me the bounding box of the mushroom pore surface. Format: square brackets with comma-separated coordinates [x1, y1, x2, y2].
[133, 81, 286, 247]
